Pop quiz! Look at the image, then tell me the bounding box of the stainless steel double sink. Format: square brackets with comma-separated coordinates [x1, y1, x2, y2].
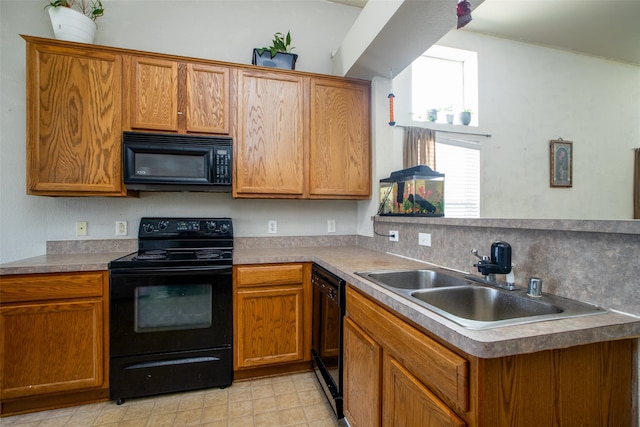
[356, 269, 605, 330]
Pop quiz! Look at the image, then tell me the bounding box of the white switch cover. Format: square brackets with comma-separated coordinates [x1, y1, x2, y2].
[268, 220, 277, 234]
[419, 232, 431, 247]
[116, 221, 128, 236]
[327, 220, 336, 233]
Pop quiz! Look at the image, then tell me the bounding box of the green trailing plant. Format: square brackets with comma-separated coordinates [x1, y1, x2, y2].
[46, 0, 104, 21]
[257, 31, 295, 58]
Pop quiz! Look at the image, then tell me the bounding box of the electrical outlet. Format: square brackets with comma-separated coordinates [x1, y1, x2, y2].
[268, 220, 277, 234]
[327, 220, 336, 233]
[389, 230, 399, 242]
[419, 232, 432, 247]
[76, 221, 88, 237]
[116, 221, 127, 236]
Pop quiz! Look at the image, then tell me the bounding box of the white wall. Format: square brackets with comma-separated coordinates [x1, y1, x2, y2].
[0, 0, 362, 263]
[3, 1, 639, 264]
[392, 30, 640, 220]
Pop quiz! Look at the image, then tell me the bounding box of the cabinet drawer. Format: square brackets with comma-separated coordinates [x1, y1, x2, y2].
[346, 286, 469, 412]
[0, 272, 106, 303]
[235, 264, 304, 288]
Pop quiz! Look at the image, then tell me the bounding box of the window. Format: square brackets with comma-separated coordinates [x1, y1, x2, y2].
[411, 46, 478, 125]
[435, 137, 480, 218]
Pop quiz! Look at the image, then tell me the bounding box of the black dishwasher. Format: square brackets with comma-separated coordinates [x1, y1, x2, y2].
[311, 264, 346, 419]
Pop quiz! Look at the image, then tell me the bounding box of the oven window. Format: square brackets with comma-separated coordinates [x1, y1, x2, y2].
[134, 152, 206, 178]
[135, 284, 212, 332]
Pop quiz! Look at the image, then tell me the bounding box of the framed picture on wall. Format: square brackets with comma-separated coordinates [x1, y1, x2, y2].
[550, 139, 572, 187]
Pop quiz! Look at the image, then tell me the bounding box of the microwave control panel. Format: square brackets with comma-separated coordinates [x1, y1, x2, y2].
[215, 148, 231, 184]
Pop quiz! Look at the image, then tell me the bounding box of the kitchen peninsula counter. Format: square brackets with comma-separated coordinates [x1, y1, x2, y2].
[2, 245, 639, 359]
[234, 246, 640, 358]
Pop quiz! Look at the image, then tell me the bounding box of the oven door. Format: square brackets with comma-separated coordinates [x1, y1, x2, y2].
[109, 266, 232, 357]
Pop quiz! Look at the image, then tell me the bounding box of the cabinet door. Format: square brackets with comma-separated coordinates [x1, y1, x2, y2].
[0, 299, 104, 399]
[235, 286, 305, 368]
[26, 42, 124, 196]
[128, 56, 179, 131]
[383, 354, 466, 427]
[185, 63, 229, 134]
[235, 70, 306, 197]
[309, 78, 371, 198]
[343, 317, 382, 427]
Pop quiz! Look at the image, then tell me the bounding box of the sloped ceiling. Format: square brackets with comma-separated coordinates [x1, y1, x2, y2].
[328, 0, 640, 66]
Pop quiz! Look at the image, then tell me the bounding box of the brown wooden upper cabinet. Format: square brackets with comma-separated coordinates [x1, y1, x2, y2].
[310, 77, 371, 199]
[124, 56, 230, 135]
[234, 69, 371, 199]
[24, 36, 128, 196]
[234, 69, 306, 197]
[22, 36, 370, 199]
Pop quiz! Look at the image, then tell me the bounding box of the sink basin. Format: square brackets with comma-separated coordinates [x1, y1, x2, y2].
[408, 286, 605, 329]
[356, 268, 606, 329]
[356, 269, 470, 290]
[411, 286, 562, 321]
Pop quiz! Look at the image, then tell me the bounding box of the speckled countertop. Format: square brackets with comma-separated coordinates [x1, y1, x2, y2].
[2, 246, 639, 359]
[0, 252, 132, 275]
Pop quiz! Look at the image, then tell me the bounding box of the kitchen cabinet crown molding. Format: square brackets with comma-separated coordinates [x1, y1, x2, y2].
[20, 35, 372, 84]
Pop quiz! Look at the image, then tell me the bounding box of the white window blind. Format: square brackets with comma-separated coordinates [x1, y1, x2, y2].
[435, 138, 480, 218]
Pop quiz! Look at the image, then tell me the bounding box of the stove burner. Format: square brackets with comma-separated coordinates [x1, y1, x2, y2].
[134, 250, 167, 261]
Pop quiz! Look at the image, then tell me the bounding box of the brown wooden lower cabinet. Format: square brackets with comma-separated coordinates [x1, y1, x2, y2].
[344, 285, 634, 427]
[383, 355, 466, 427]
[233, 263, 312, 378]
[0, 272, 110, 416]
[343, 316, 382, 427]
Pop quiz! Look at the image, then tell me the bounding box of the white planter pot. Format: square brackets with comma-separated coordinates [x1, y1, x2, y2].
[48, 7, 96, 44]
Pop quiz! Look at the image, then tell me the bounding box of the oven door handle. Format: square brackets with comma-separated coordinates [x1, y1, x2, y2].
[110, 266, 232, 275]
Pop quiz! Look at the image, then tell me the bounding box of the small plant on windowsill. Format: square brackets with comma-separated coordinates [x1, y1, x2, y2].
[459, 109, 472, 126]
[252, 31, 298, 70]
[443, 106, 455, 124]
[427, 108, 440, 122]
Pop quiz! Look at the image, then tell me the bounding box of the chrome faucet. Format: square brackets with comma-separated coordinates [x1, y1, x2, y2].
[470, 241, 516, 290]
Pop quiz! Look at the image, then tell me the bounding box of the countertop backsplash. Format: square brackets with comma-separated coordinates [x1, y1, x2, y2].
[47, 238, 137, 254]
[365, 217, 640, 317]
[20, 220, 640, 318]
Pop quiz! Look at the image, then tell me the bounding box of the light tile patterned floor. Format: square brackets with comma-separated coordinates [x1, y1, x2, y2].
[1, 372, 341, 427]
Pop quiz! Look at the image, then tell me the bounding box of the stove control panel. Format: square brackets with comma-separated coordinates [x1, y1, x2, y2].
[139, 218, 233, 237]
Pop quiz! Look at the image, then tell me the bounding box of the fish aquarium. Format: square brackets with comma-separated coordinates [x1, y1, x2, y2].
[379, 165, 444, 216]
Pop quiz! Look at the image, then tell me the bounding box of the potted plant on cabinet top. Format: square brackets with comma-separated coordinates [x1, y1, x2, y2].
[45, 0, 104, 44]
[252, 31, 298, 70]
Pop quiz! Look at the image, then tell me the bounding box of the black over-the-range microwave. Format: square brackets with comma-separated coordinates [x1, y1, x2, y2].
[123, 131, 232, 192]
